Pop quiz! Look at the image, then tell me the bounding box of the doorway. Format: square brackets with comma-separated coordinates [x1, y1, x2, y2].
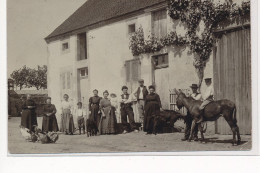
[152, 54, 170, 109]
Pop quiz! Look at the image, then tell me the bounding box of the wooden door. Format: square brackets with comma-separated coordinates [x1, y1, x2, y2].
[125, 59, 141, 93]
[154, 68, 170, 109]
[214, 27, 251, 135]
[125, 59, 141, 122]
[152, 54, 170, 109]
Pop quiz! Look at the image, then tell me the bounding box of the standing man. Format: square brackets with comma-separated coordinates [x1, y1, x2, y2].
[182, 84, 202, 141]
[132, 79, 148, 130]
[198, 78, 214, 123]
[120, 86, 138, 134]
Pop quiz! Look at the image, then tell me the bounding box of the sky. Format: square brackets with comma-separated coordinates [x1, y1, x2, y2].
[7, 0, 87, 76]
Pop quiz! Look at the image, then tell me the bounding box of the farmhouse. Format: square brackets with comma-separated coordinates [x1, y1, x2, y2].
[45, 0, 251, 134]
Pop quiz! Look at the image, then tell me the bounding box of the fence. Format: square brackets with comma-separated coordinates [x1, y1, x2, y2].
[8, 93, 48, 117]
[169, 89, 189, 115]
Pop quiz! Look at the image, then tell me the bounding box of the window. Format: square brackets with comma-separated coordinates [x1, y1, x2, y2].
[153, 54, 169, 69]
[62, 42, 69, 51]
[77, 33, 87, 60]
[80, 68, 88, 78]
[152, 9, 167, 39]
[61, 38, 70, 53]
[60, 72, 72, 90]
[128, 24, 136, 34]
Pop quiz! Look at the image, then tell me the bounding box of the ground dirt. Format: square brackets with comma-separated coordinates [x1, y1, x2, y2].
[8, 117, 251, 154]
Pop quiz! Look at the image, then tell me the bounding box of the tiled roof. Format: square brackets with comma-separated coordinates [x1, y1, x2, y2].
[45, 0, 165, 41]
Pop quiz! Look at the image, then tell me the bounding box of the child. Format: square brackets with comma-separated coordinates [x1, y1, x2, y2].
[74, 102, 86, 135]
[110, 93, 118, 109]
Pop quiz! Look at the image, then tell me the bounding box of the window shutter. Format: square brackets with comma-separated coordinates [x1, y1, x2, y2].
[125, 61, 131, 82]
[61, 73, 66, 89]
[160, 10, 167, 38]
[132, 60, 139, 81]
[67, 72, 71, 89]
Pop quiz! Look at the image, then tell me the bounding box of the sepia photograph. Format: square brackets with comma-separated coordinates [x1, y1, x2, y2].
[6, 0, 253, 154]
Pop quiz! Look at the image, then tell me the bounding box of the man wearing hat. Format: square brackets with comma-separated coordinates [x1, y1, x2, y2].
[198, 78, 214, 122]
[182, 84, 202, 141]
[120, 86, 138, 134]
[131, 79, 149, 130]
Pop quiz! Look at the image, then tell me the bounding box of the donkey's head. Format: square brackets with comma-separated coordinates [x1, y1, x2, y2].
[174, 88, 186, 110]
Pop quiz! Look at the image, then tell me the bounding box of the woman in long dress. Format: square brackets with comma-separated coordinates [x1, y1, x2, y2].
[98, 90, 117, 135]
[42, 97, 59, 133]
[21, 94, 38, 132]
[89, 89, 102, 130]
[60, 94, 75, 135]
[144, 85, 163, 134]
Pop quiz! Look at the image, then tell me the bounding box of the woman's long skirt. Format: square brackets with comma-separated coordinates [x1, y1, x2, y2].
[144, 102, 160, 133]
[21, 109, 37, 132]
[90, 104, 100, 128]
[60, 109, 75, 134]
[99, 107, 117, 134]
[42, 114, 59, 133]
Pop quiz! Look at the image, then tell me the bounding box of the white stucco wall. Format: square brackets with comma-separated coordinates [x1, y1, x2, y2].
[47, 6, 217, 115]
[47, 36, 78, 117]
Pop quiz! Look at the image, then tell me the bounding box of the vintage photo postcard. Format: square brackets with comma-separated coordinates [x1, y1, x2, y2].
[6, 0, 257, 155]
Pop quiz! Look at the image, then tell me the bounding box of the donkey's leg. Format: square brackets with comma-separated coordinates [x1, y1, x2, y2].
[198, 123, 205, 143]
[235, 125, 241, 145]
[223, 117, 237, 146]
[188, 120, 196, 142]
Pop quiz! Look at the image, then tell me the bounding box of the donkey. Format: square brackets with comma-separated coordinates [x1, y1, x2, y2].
[174, 89, 241, 145]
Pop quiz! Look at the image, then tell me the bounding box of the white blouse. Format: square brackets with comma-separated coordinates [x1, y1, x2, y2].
[61, 101, 72, 110]
[74, 108, 86, 117]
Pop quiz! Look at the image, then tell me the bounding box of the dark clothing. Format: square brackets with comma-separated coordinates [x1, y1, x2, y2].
[120, 94, 137, 131]
[137, 86, 148, 100]
[144, 93, 162, 133]
[184, 111, 198, 139]
[42, 104, 59, 133]
[89, 96, 102, 128]
[99, 98, 117, 134]
[21, 99, 37, 132]
[77, 117, 85, 134]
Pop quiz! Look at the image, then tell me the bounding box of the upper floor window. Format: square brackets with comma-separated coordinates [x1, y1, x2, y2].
[62, 42, 69, 50]
[61, 38, 70, 54]
[152, 9, 167, 39]
[77, 33, 87, 60]
[128, 24, 136, 34]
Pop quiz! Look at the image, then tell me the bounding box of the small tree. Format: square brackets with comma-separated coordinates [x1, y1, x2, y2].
[10, 65, 30, 90]
[10, 65, 47, 90]
[27, 65, 47, 90]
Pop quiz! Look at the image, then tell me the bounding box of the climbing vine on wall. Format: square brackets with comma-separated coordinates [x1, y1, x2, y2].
[129, 0, 250, 88]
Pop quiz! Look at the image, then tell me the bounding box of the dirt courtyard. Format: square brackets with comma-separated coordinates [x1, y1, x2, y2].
[8, 117, 252, 154]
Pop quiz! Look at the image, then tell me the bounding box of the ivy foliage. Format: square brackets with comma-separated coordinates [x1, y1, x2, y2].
[129, 0, 250, 69]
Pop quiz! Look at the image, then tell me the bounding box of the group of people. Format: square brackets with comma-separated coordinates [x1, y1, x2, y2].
[20, 79, 164, 136]
[20, 77, 214, 139]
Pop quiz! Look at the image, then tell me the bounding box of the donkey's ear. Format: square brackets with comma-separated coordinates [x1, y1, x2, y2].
[174, 88, 179, 95]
